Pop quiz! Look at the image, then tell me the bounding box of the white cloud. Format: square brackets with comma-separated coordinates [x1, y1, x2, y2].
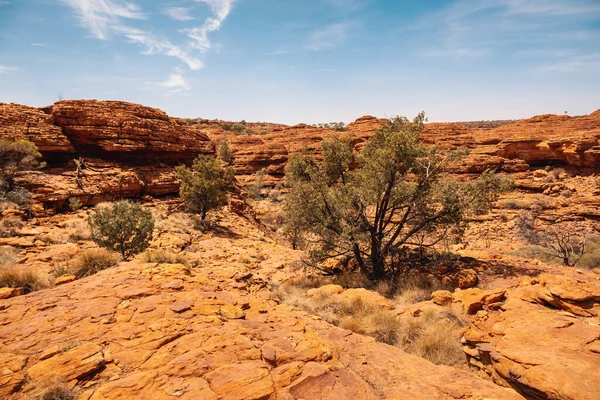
[113, 25, 204, 70]
[0, 1, 9, 5]
[305, 22, 353, 51]
[164, 7, 194, 21]
[184, 0, 234, 52]
[30, 43, 46, 47]
[0, 65, 18, 73]
[59, 0, 234, 71]
[58, 0, 145, 40]
[157, 70, 191, 92]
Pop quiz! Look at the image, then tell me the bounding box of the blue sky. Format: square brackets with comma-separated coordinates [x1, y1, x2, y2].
[0, 0, 599, 124]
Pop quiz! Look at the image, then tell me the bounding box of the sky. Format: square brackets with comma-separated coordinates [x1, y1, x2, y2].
[0, 0, 599, 124]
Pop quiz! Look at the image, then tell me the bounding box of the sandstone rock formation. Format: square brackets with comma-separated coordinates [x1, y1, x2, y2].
[455, 273, 600, 400]
[1, 100, 214, 214]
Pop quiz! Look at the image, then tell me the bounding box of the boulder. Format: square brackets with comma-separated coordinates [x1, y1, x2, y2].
[457, 269, 478, 289]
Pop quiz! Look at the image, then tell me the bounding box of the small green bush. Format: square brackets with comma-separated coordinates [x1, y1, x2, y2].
[176, 155, 234, 220]
[88, 201, 154, 260]
[217, 139, 234, 164]
[68, 197, 82, 211]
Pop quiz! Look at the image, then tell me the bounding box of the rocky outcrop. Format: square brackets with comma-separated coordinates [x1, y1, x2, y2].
[455, 274, 600, 400]
[0, 211, 522, 400]
[0, 103, 73, 154]
[49, 100, 213, 162]
[1, 100, 214, 214]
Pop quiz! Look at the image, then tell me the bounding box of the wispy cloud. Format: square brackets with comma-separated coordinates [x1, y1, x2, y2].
[113, 25, 204, 70]
[59, 0, 234, 72]
[164, 7, 194, 21]
[305, 22, 353, 51]
[157, 69, 191, 92]
[30, 43, 46, 47]
[183, 0, 234, 52]
[415, 0, 600, 64]
[538, 53, 600, 72]
[0, 65, 18, 73]
[58, 0, 145, 40]
[265, 49, 291, 56]
[0, 1, 9, 5]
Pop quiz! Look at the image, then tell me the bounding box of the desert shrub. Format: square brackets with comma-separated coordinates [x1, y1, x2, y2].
[88, 201, 154, 260]
[0, 265, 48, 293]
[499, 198, 528, 210]
[550, 168, 565, 180]
[285, 114, 512, 279]
[516, 211, 585, 266]
[401, 316, 466, 366]
[217, 139, 234, 164]
[577, 236, 600, 270]
[67, 197, 82, 211]
[66, 219, 91, 242]
[143, 249, 188, 265]
[41, 385, 75, 400]
[0, 216, 24, 237]
[71, 248, 120, 278]
[512, 245, 558, 264]
[176, 155, 234, 220]
[0, 246, 17, 268]
[230, 122, 246, 133]
[276, 278, 465, 365]
[0, 139, 44, 192]
[246, 168, 266, 199]
[0, 187, 33, 207]
[530, 194, 551, 212]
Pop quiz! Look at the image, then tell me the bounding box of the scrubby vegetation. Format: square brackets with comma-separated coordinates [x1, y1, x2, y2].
[176, 155, 234, 220]
[88, 201, 154, 260]
[0, 264, 48, 293]
[70, 248, 120, 278]
[276, 275, 466, 366]
[0, 139, 44, 192]
[285, 113, 512, 279]
[217, 139, 234, 164]
[143, 249, 188, 265]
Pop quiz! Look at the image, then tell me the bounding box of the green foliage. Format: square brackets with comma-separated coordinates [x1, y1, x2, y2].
[217, 139, 234, 164]
[67, 197, 82, 212]
[247, 168, 266, 199]
[0, 139, 44, 192]
[88, 200, 154, 260]
[285, 113, 511, 279]
[176, 155, 234, 220]
[577, 236, 600, 270]
[317, 122, 346, 131]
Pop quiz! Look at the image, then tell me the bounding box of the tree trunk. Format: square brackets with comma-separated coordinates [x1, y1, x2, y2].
[370, 237, 386, 280]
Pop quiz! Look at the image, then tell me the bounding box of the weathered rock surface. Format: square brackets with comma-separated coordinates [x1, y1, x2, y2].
[456, 273, 600, 400]
[0, 211, 521, 400]
[0, 103, 73, 154]
[49, 100, 213, 161]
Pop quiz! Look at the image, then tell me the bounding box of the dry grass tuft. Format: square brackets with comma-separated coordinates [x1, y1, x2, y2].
[142, 249, 188, 265]
[0, 246, 18, 268]
[276, 275, 467, 366]
[0, 265, 48, 294]
[0, 216, 24, 238]
[41, 384, 75, 400]
[71, 248, 120, 278]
